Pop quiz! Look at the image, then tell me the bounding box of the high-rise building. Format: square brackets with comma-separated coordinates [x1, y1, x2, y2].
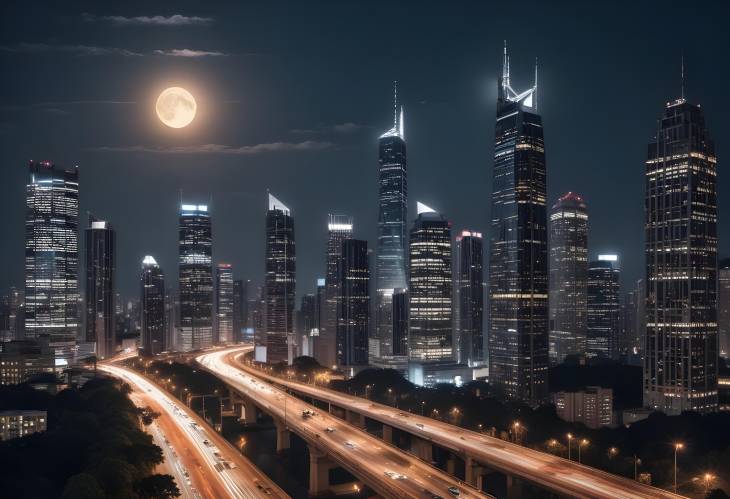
[408, 203, 453, 363]
[487, 43, 549, 405]
[586, 255, 621, 360]
[84, 215, 116, 358]
[298, 294, 317, 357]
[215, 263, 234, 344]
[621, 288, 638, 364]
[322, 215, 353, 367]
[719, 259, 730, 359]
[312, 278, 326, 364]
[375, 83, 408, 360]
[548, 193, 588, 364]
[337, 239, 369, 368]
[24, 161, 79, 364]
[0, 288, 23, 342]
[644, 93, 718, 414]
[261, 194, 296, 364]
[140, 256, 165, 356]
[455, 230, 484, 367]
[164, 290, 177, 352]
[178, 204, 213, 351]
[392, 289, 408, 357]
[233, 279, 248, 343]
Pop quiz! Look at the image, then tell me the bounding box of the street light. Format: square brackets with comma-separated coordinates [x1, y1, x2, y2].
[578, 439, 588, 463]
[674, 442, 684, 493]
[608, 447, 619, 459]
[421, 401, 426, 416]
[567, 433, 573, 461]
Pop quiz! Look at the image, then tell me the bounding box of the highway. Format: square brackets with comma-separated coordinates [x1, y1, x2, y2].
[99, 363, 289, 499]
[207, 346, 687, 499]
[197, 348, 490, 499]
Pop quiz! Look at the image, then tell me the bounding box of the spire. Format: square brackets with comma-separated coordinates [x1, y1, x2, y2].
[534, 57, 538, 111]
[399, 105, 404, 139]
[379, 82, 404, 139]
[417, 201, 437, 215]
[393, 80, 398, 128]
[268, 192, 290, 215]
[681, 51, 685, 101]
[502, 40, 510, 90]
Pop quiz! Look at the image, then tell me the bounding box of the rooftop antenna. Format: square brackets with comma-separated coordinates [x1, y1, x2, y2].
[680, 51, 685, 100]
[502, 40, 510, 90]
[393, 80, 398, 128]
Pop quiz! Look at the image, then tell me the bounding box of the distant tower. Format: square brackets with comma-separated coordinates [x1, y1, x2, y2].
[644, 90, 718, 414]
[719, 259, 730, 359]
[336, 239, 370, 368]
[586, 255, 621, 360]
[322, 215, 353, 367]
[392, 289, 408, 356]
[85, 215, 116, 358]
[455, 230, 484, 367]
[24, 161, 80, 362]
[261, 193, 296, 364]
[548, 192, 588, 364]
[215, 263, 234, 344]
[488, 42, 549, 405]
[140, 256, 165, 356]
[408, 203, 453, 363]
[178, 203, 213, 351]
[375, 82, 408, 361]
[232, 279, 249, 343]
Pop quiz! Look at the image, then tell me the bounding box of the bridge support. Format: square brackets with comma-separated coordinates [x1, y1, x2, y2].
[506, 475, 523, 499]
[275, 419, 290, 453]
[465, 456, 486, 490]
[410, 436, 433, 462]
[229, 391, 258, 424]
[382, 424, 393, 443]
[346, 410, 365, 429]
[308, 446, 333, 496]
[446, 454, 457, 475]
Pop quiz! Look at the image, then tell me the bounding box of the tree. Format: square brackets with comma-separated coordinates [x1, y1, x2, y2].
[135, 474, 181, 499]
[62, 473, 105, 499]
[140, 406, 161, 426]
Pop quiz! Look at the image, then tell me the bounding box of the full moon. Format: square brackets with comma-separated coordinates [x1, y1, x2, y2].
[156, 87, 197, 128]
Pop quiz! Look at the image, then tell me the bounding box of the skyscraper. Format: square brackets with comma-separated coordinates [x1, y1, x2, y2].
[392, 289, 408, 356]
[586, 255, 621, 360]
[215, 264, 234, 344]
[233, 279, 248, 343]
[644, 92, 718, 414]
[408, 203, 453, 363]
[24, 161, 79, 363]
[548, 193, 588, 364]
[261, 193, 296, 364]
[375, 83, 407, 360]
[178, 204, 213, 351]
[337, 239, 369, 368]
[322, 215, 353, 368]
[455, 230, 484, 367]
[84, 215, 116, 358]
[719, 259, 730, 359]
[298, 293, 317, 357]
[140, 256, 165, 356]
[487, 43, 549, 405]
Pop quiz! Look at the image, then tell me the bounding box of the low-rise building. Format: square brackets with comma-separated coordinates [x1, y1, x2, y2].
[0, 335, 55, 385]
[553, 386, 614, 428]
[0, 410, 47, 440]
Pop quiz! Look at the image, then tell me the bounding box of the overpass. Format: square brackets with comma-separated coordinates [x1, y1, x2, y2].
[202, 346, 686, 499]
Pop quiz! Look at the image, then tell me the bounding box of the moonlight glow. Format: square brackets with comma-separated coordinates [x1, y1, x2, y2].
[155, 87, 197, 128]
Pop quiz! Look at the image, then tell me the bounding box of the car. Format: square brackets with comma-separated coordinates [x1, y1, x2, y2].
[384, 471, 407, 480]
[202, 439, 210, 446]
[416, 423, 424, 429]
[325, 427, 336, 433]
[344, 441, 356, 449]
[447, 486, 460, 496]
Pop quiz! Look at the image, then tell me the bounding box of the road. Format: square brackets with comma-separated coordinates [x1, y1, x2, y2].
[99, 363, 289, 499]
[206, 345, 687, 499]
[197, 348, 489, 499]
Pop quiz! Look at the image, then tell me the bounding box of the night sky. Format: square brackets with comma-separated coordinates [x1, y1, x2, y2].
[1, 0, 729, 301]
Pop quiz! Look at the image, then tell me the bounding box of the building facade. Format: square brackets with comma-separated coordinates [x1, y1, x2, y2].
[178, 204, 213, 351]
[0, 336, 54, 385]
[487, 44, 549, 405]
[336, 239, 370, 367]
[140, 256, 165, 356]
[644, 95, 718, 414]
[553, 387, 613, 429]
[455, 230, 484, 367]
[233, 279, 248, 343]
[586, 255, 621, 360]
[548, 193, 588, 364]
[215, 263, 234, 344]
[322, 215, 353, 367]
[719, 259, 730, 359]
[85, 216, 116, 358]
[24, 161, 79, 363]
[0, 410, 47, 441]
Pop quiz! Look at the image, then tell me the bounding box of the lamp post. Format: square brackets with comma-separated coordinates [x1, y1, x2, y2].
[634, 455, 641, 480]
[673, 443, 684, 493]
[567, 433, 573, 461]
[421, 401, 426, 416]
[578, 439, 588, 464]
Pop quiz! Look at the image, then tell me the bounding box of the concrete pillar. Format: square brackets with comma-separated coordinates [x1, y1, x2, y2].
[346, 410, 365, 428]
[382, 424, 393, 443]
[446, 455, 456, 475]
[506, 475, 522, 499]
[410, 436, 433, 462]
[308, 446, 332, 496]
[465, 456, 486, 490]
[241, 398, 257, 424]
[275, 420, 290, 453]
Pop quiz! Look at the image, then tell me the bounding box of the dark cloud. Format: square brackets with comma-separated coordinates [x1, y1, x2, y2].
[152, 49, 226, 57]
[91, 141, 333, 155]
[83, 14, 213, 26]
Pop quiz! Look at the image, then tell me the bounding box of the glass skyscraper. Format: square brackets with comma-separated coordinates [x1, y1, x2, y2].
[336, 239, 369, 368]
[24, 161, 79, 364]
[261, 193, 296, 364]
[215, 263, 234, 344]
[84, 215, 116, 358]
[586, 255, 621, 360]
[644, 94, 718, 414]
[719, 259, 730, 359]
[487, 43, 549, 405]
[178, 204, 213, 351]
[375, 84, 407, 360]
[455, 230, 484, 367]
[548, 192, 588, 364]
[140, 255, 165, 356]
[322, 215, 353, 368]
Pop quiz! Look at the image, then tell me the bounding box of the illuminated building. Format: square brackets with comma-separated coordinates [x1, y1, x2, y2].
[644, 92, 718, 414]
[298, 293, 316, 357]
[0, 335, 54, 385]
[140, 256, 165, 356]
[455, 230, 484, 367]
[84, 215, 116, 358]
[719, 259, 730, 358]
[487, 43, 549, 405]
[408, 203, 453, 363]
[260, 193, 296, 364]
[24, 161, 79, 364]
[233, 279, 248, 343]
[392, 289, 408, 356]
[0, 410, 47, 441]
[336, 239, 369, 367]
[323, 215, 353, 367]
[375, 83, 408, 361]
[548, 193, 588, 364]
[586, 255, 621, 360]
[215, 263, 234, 344]
[553, 387, 614, 429]
[178, 204, 213, 351]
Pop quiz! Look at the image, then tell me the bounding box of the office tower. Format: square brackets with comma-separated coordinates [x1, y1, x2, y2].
[140, 256, 165, 356]
[261, 193, 296, 364]
[323, 215, 353, 367]
[455, 230, 484, 367]
[719, 259, 730, 358]
[621, 289, 637, 363]
[84, 216, 116, 358]
[233, 279, 248, 343]
[178, 204, 213, 351]
[375, 83, 408, 360]
[644, 91, 718, 414]
[408, 203, 453, 363]
[299, 294, 316, 357]
[548, 192, 589, 364]
[337, 239, 370, 367]
[313, 278, 326, 364]
[164, 289, 177, 352]
[634, 279, 646, 364]
[24, 161, 79, 363]
[487, 43, 549, 405]
[215, 263, 234, 344]
[1, 288, 24, 342]
[251, 286, 264, 335]
[392, 289, 408, 356]
[586, 255, 621, 359]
